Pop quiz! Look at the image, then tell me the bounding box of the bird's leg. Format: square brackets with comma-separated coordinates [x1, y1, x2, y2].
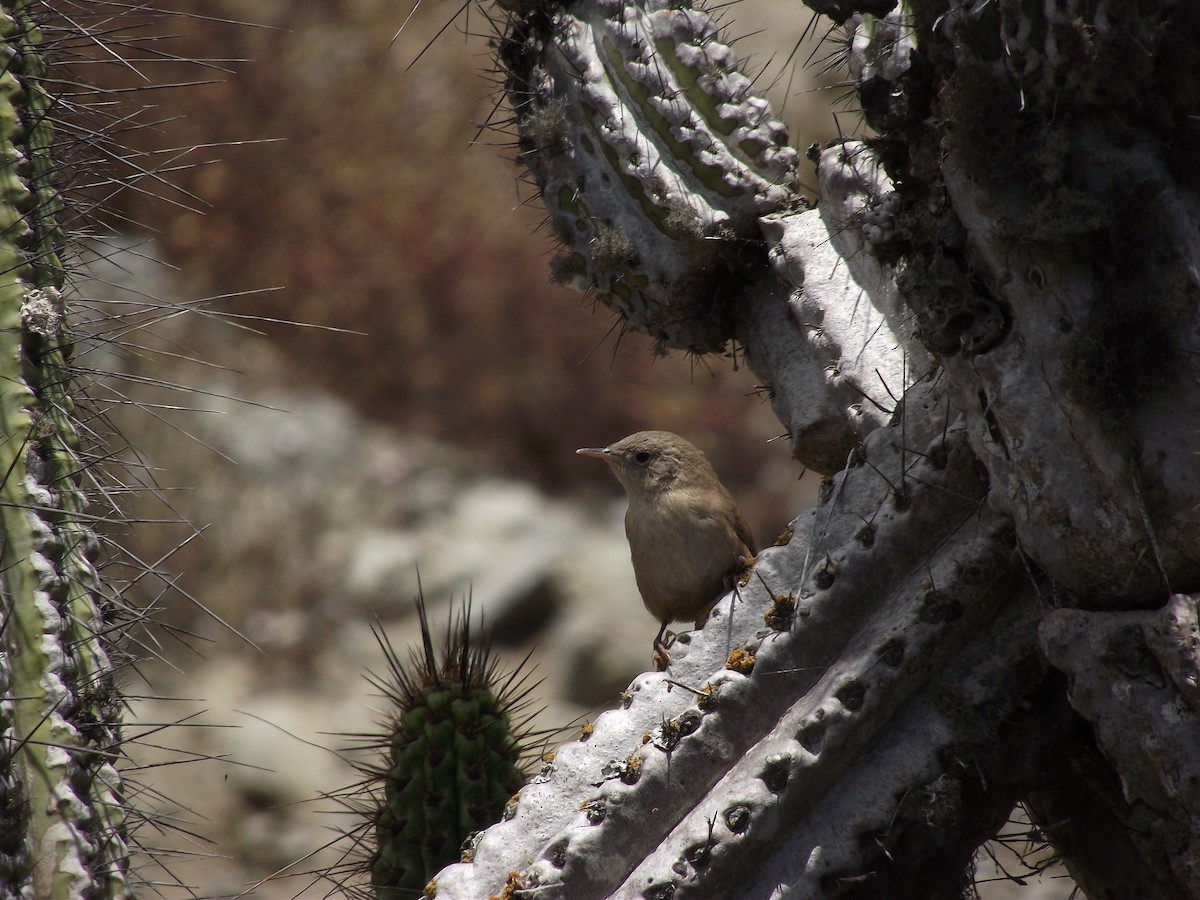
[715, 555, 755, 655]
[718, 554, 756, 601]
[653, 620, 675, 669]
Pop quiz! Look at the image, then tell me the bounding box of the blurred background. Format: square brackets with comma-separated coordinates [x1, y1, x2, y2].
[66, 0, 1072, 896]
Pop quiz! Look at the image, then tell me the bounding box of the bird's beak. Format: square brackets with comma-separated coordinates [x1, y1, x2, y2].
[575, 446, 611, 461]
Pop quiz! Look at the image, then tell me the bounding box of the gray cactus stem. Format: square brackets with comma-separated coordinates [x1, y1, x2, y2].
[745, 140, 929, 473]
[428, 380, 1057, 897]
[1039, 595, 1200, 898]
[424, 0, 1200, 894]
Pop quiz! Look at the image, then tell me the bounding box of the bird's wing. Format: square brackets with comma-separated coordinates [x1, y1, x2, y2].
[732, 508, 757, 557]
[689, 492, 757, 558]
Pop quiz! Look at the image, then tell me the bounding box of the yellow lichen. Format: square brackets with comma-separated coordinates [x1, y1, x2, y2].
[726, 647, 756, 674]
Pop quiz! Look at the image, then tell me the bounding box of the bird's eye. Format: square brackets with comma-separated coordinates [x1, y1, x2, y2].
[634, 450, 652, 464]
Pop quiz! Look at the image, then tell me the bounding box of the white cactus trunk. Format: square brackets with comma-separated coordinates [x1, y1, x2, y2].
[427, 0, 1200, 896]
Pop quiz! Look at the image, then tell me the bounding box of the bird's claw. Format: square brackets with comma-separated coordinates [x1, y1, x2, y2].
[652, 630, 676, 669]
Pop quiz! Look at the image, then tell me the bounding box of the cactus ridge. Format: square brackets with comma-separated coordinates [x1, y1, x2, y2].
[876, 0, 1200, 598]
[502, 0, 802, 352]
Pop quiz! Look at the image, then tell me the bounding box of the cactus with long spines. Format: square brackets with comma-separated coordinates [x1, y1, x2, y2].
[0, 2, 233, 895]
[367, 602, 534, 895]
[0, 3, 131, 893]
[419, 0, 1200, 895]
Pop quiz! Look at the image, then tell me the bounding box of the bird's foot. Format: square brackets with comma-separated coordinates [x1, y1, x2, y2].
[652, 629, 676, 670]
[728, 554, 757, 590]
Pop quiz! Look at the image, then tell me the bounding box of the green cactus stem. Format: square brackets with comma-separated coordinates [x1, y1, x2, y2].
[363, 599, 539, 896]
[0, 2, 129, 894]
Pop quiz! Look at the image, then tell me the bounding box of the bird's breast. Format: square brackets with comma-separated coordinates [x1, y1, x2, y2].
[624, 491, 744, 622]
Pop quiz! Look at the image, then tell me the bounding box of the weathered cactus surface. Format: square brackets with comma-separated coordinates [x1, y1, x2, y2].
[746, 141, 930, 472]
[1039, 594, 1200, 897]
[875, 0, 1200, 601]
[0, 1, 130, 894]
[502, 0, 802, 352]
[429, 0, 1200, 895]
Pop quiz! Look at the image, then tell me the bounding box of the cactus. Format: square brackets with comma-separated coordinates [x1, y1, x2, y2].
[503, 0, 803, 354]
[8, 0, 1199, 894]
[0, 3, 132, 893]
[0, 2, 230, 895]
[362, 600, 538, 896]
[421, 0, 1200, 895]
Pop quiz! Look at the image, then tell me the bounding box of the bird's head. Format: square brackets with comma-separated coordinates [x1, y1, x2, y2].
[576, 431, 712, 497]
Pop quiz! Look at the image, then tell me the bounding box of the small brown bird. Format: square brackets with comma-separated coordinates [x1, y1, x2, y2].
[576, 431, 757, 661]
